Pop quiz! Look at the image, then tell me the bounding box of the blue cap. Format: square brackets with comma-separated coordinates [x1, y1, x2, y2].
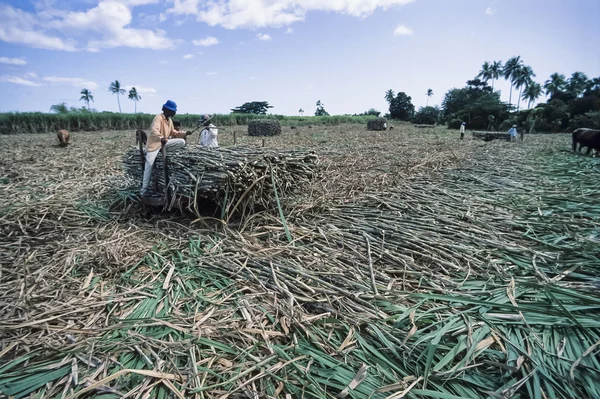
[163, 100, 177, 112]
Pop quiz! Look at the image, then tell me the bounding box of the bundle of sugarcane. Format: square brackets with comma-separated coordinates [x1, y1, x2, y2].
[248, 119, 282, 136]
[122, 145, 319, 216]
[367, 117, 387, 131]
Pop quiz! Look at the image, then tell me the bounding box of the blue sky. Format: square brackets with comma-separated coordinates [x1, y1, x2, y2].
[0, 0, 599, 116]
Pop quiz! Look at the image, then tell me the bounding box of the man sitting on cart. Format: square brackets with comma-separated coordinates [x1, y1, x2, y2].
[140, 100, 185, 197]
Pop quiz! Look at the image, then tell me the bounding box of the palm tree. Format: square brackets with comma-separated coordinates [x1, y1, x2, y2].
[543, 73, 567, 99]
[128, 87, 141, 113]
[503, 56, 523, 110]
[566, 72, 589, 98]
[385, 89, 395, 105]
[587, 77, 600, 96]
[79, 88, 94, 111]
[522, 81, 542, 109]
[109, 80, 126, 113]
[513, 65, 535, 111]
[477, 62, 493, 85]
[490, 61, 503, 90]
[426, 89, 433, 106]
[299, 108, 304, 116]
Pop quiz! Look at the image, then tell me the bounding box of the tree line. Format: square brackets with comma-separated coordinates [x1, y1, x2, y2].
[382, 56, 600, 131]
[50, 59, 599, 133]
[52, 80, 141, 114]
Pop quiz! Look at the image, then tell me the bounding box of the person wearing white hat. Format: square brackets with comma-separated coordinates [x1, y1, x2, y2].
[199, 115, 219, 148]
[459, 122, 466, 139]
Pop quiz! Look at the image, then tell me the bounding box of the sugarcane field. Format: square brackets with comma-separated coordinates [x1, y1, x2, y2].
[1, 1, 600, 398]
[1, 118, 599, 399]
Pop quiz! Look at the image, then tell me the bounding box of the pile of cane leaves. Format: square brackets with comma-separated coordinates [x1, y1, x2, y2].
[0, 130, 599, 399]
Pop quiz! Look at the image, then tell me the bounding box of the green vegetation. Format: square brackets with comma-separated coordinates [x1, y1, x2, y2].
[439, 58, 600, 131]
[0, 112, 377, 134]
[314, 100, 329, 116]
[426, 88, 433, 106]
[442, 79, 508, 129]
[79, 88, 94, 112]
[355, 108, 381, 117]
[231, 101, 273, 114]
[48, 102, 70, 114]
[414, 106, 440, 125]
[5, 55, 600, 135]
[108, 79, 126, 113]
[388, 91, 415, 121]
[128, 87, 141, 113]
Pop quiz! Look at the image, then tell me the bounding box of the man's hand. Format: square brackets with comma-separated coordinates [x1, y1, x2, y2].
[161, 137, 167, 145]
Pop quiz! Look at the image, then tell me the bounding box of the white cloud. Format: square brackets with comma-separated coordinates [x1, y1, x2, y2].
[0, 75, 42, 86]
[125, 85, 157, 94]
[0, 2, 177, 52]
[0, 57, 27, 65]
[166, 0, 200, 16]
[159, 60, 169, 64]
[250, 76, 255, 80]
[137, 12, 161, 26]
[0, 73, 99, 89]
[183, 53, 194, 59]
[485, 7, 496, 15]
[123, 0, 160, 5]
[257, 33, 272, 41]
[206, 71, 218, 75]
[393, 24, 413, 36]
[192, 36, 219, 46]
[181, 0, 416, 29]
[307, 84, 314, 90]
[0, 4, 77, 51]
[285, 27, 294, 34]
[59, 2, 176, 50]
[43, 76, 99, 90]
[159, 13, 167, 22]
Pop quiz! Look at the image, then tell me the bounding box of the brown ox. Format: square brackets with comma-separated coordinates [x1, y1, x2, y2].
[572, 128, 600, 156]
[57, 129, 70, 146]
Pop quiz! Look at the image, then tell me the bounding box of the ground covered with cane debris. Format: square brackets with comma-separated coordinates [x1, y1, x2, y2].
[0, 124, 599, 399]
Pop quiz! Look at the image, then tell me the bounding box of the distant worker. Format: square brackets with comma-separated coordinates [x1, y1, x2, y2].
[508, 125, 518, 142]
[487, 114, 495, 131]
[140, 100, 185, 197]
[199, 115, 219, 148]
[460, 122, 466, 139]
